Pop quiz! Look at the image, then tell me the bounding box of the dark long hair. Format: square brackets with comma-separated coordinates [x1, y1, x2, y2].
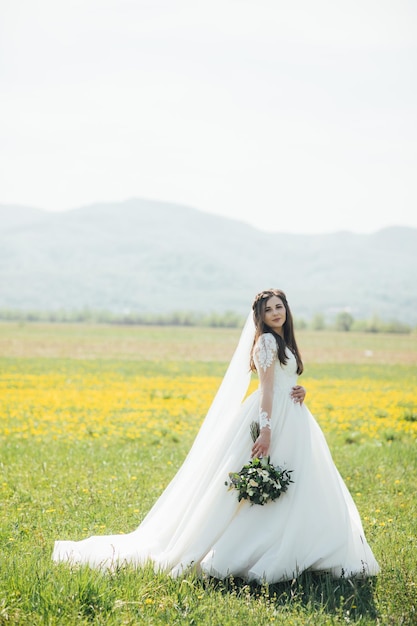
[250, 288, 303, 375]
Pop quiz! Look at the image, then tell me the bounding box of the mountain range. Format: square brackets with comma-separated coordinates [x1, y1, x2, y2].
[1, 198, 416, 324]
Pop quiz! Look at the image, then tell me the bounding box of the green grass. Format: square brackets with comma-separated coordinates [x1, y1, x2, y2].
[0, 325, 416, 624]
[1, 436, 416, 625]
[1, 321, 416, 364]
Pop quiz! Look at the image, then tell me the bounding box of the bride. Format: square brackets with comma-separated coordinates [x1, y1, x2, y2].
[53, 289, 380, 582]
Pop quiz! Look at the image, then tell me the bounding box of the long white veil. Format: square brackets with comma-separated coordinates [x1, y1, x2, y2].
[53, 311, 256, 571]
[129, 311, 256, 562]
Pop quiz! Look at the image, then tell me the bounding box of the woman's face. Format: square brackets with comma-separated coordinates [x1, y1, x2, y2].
[263, 295, 286, 336]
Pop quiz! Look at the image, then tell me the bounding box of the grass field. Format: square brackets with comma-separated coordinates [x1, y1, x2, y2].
[0, 323, 416, 625]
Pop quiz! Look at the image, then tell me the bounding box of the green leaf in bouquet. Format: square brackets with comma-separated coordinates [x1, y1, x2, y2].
[250, 420, 260, 443]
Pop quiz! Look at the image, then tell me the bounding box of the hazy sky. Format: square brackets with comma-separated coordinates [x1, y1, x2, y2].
[1, 0, 416, 233]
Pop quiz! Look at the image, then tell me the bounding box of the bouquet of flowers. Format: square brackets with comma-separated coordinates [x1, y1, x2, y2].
[225, 421, 293, 506]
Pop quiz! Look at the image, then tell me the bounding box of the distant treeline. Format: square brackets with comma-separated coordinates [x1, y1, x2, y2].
[296, 311, 413, 334]
[0, 308, 414, 333]
[0, 308, 244, 328]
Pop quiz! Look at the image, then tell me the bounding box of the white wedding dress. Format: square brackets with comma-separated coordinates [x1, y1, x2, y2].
[53, 324, 380, 583]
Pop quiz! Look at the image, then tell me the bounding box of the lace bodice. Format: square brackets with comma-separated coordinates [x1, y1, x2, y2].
[253, 333, 298, 387]
[253, 333, 298, 432]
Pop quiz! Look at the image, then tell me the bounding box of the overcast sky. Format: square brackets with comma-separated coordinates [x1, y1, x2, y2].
[1, 0, 416, 234]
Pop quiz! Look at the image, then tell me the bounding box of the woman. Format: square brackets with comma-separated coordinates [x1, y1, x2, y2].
[53, 289, 379, 582]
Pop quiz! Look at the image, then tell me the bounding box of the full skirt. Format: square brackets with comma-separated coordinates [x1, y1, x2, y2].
[53, 387, 379, 583]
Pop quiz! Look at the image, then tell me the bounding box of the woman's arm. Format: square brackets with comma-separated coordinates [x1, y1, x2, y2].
[251, 335, 276, 458]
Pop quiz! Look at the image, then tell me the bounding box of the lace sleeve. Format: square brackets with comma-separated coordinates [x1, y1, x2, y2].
[254, 333, 277, 373]
[254, 334, 277, 431]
